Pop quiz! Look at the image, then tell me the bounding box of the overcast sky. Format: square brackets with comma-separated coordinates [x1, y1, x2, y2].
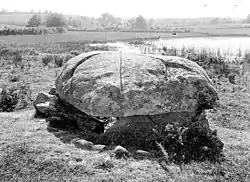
[1, 0, 249, 18]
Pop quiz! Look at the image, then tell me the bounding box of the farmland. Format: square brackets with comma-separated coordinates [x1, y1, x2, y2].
[0, 31, 210, 45]
[1, 30, 250, 47]
[0, 28, 250, 181]
[1, 11, 250, 44]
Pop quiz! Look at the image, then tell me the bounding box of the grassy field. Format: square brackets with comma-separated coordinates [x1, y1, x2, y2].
[0, 31, 209, 45]
[1, 27, 250, 46]
[0, 37, 250, 181]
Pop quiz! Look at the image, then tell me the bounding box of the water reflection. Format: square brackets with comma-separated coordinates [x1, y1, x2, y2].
[155, 37, 250, 54]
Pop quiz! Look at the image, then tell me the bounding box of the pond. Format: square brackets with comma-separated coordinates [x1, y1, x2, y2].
[154, 37, 250, 55]
[91, 37, 250, 56]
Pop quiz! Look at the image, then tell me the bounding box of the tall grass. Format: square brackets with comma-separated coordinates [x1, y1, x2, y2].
[139, 44, 245, 79]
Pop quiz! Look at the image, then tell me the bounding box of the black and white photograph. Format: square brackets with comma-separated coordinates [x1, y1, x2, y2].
[0, 0, 249, 181]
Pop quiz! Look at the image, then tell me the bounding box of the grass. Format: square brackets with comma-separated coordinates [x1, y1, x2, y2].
[0, 37, 250, 181]
[0, 31, 208, 45]
[0, 109, 249, 181]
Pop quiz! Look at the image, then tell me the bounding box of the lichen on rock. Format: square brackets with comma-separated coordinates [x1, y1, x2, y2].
[56, 51, 218, 117]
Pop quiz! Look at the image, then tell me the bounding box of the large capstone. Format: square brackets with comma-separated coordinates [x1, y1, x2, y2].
[56, 51, 218, 118]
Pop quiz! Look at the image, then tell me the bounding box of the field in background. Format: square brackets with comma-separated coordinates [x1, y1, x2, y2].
[1, 12, 250, 42]
[0, 31, 206, 45]
[2, 30, 250, 46]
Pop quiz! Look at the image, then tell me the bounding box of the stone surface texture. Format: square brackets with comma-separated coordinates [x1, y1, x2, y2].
[33, 92, 58, 115]
[33, 92, 105, 133]
[56, 51, 219, 117]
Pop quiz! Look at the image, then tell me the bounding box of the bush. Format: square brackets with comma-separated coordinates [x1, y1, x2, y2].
[0, 83, 32, 112]
[42, 54, 54, 66]
[0, 47, 20, 58]
[0, 27, 66, 36]
[83, 45, 117, 53]
[55, 27, 67, 34]
[13, 51, 22, 67]
[155, 123, 224, 164]
[69, 50, 80, 56]
[244, 52, 250, 63]
[53, 54, 64, 67]
[161, 46, 234, 78]
[128, 39, 145, 45]
[9, 74, 20, 82]
[26, 14, 42, 27]
[45, 13, 66, 27]
[0, 87, 19, 112]
[29, 49, 39, 56]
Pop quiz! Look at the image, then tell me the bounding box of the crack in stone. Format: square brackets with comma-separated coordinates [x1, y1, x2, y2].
[119, 51, 123, 92]
[56, 53, 101, 98]
[149, 56, 193, 72]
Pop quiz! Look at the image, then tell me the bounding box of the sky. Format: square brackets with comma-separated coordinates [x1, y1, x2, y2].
[1, 0, 249, 18]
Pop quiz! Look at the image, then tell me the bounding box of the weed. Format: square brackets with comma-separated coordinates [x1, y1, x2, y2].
[244, 52, 250, 64]
[13, 50, 22, 68]
[0, 86, 19, 112]
[70, 50, 80, 56]
[41, 54, 54, 66]
[54, 54, 64, 67]
[9, 74, 20, 82]
[160, 46, 239, 78]
[155, 123, 224, 164]
[95, 157, 114, 170]
[63, 54, 74, 64]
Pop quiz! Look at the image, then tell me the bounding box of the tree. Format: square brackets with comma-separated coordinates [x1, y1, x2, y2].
[124, 18, 136, 29]
[98, 12, 116, 27]
[148, 18, 155, 30]
[45, 13, 66, 27]
[27, 14, 42, 27]
[0, 9, 7, 13]
[133, 15, 148, 29]
[68, 17, 73, 26]
[246, 14, 250, 23]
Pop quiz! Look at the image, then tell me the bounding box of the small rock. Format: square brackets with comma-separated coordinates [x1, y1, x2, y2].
[135, 150, 152, 157]
[167, 165, 181, 173]
[114, 145, 130, 159]
[92, 156, 113, 168]
[62, 134, 80, 143]
[47, 126, 59, 132]
[74, 157, 83, 162]
[36, 102, 57, 114]
[68, 160, 86, 167]
[33, 92, 58, 105]
[49, 87, 57, 95]
[92, 144, 106, 151]
[33, 92, 58, 116]
[74, 139, 93, 150]
[71, 137, 81, 144]
[53, 130, 68, 137]
[200, 146, 210, 151]
[64, 152, 71, 157]
[68, 160, 77, 167]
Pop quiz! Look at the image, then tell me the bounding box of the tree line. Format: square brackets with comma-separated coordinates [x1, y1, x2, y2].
[25, 12, 151, 30]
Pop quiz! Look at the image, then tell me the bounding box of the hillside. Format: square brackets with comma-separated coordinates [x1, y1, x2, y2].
[0, 12, 248, 34]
